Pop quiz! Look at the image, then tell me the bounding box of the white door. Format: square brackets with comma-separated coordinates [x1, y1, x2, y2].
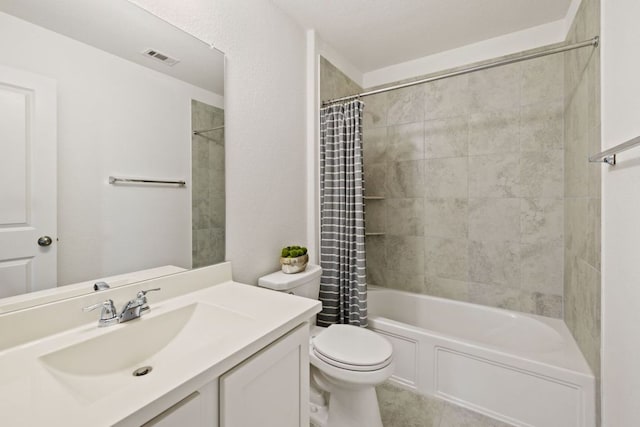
[0, 65, 57, 297]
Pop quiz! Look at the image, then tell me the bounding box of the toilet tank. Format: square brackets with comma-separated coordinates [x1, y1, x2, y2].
[258, 264, 322, 300]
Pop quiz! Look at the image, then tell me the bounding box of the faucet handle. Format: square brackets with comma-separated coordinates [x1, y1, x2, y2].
[83, 299, 118, 327]
[135, 288, 161, 304]
[136, 288, 161, 298]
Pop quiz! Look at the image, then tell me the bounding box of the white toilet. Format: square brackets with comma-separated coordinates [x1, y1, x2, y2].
[259, 265, 394, 427]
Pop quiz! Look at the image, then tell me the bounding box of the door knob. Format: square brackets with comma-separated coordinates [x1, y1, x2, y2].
[37, 236, 53, 247]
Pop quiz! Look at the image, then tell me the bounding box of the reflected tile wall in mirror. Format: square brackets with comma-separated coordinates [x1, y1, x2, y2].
[192, 100, 225, 268]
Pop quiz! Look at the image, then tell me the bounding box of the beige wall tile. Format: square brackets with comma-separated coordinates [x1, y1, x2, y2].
[363, 127, 388, 165]
[386, 160, 424, 198]
[520, 150, 564, 198]
[386, 198, 424, 236]
[424, 116, 469, 159]
[209, 227, 225, 264]
[588, 125, 602, 199]
[319, 56, 362, 102]
[365, 199, 386, 232]
[366, 237, 386, 286]
[564, 251, 578, 329]
[384, 268, 425, 294]
[574, 259, 601, 374]
[424, 198, 468, 239]
[564, 132, 589, 198]
[388, 86, 425, 125]
[468, 240, 520, 287]
[521, 55, 564, 106]
[520, 101, 564, 151]
[424, 237, 468, 281]
[210, 196, 225, 228]
[520, 198, 564, 246]
[565, 197, 588, 259]
[469, 198, 520, 243]
[467, 281, 522, 312]
[469, 109, 520, 155]
[424, 157, 468, 198]
[192, 198, 210, 230]
[424, 74, 470, 120]
[565, 76, 589, 141]
[386, 235, 425, 277]
[520, 291, 563, 318]
[562, 1, 601, 421]
[363, 92, 388, 129]
[520, 241, 564, 295]
[468, 153, 520, 197]
[388, 122, 424, 162]
[364, 162, 386, 197]
[468, 62, 522, 113]
[424, 276, 469, 302]
[586, 197, 601, 270]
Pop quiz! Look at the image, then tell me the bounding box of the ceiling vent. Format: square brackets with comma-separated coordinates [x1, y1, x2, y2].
[142, 49, 180, 66]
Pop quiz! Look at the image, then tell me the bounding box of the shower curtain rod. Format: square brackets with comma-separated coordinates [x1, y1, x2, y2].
[321, 36, 599, 106]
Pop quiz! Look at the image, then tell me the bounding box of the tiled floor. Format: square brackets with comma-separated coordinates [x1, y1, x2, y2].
[377, 381, 514, 427]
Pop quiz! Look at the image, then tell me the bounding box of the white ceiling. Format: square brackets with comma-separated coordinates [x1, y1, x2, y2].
[272, 0, 573, 73]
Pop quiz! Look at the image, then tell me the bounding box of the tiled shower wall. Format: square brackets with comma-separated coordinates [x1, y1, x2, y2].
[320, 57, 362, 105]
[192, 100, 225, 268]
[361, 55, 565, 318]
[563, 0, 601, 422]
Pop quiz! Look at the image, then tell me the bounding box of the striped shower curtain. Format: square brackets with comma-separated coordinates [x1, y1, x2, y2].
[317, 100, 367, 327]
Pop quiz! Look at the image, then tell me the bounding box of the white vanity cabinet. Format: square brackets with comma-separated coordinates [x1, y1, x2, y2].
[138, 323, 309, 427]
[220, 324, 309, 427]
[142, 382, 218, 427]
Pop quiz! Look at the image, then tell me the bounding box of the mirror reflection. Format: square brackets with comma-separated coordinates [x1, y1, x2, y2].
[0, 0, 225, 307]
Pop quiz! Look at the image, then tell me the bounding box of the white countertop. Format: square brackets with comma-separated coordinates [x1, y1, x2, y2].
[0, 276, 321, 426]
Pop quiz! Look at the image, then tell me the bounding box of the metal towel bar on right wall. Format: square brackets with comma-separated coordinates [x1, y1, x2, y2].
[589, 135, 640, 166]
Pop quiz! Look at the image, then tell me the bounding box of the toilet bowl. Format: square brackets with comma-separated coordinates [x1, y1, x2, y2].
[258, 265, 394, 427]
[309, 324, 393, 427]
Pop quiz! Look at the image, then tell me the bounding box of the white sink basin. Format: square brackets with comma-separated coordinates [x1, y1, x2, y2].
[39, 302, 254, 403]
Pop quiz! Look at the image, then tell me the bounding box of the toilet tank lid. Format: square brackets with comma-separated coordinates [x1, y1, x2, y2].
[258, 264, 322, 291]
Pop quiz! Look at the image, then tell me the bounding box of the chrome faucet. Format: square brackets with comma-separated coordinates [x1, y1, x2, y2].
[119, 288, 161, 322]
[83, 288, 161, 327]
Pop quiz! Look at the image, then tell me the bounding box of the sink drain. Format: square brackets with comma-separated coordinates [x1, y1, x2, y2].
[132, 366, 153, 377]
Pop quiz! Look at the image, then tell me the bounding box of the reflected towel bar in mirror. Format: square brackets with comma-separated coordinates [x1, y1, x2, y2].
[589, 135, 640, 166]
[108, 176, 186, 186]
[193, 125, 224, 136]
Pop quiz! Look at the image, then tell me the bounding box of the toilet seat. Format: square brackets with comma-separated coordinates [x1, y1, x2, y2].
[312, 347, 392, 371]
[311, 324, 393, 372]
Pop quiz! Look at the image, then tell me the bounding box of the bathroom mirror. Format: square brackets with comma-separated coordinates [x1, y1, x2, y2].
[0, 0, 225, 311]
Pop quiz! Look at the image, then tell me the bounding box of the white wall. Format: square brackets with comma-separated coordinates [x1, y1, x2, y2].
[0, 12, 220, 285]
[129, 0, 308, 284]
[601, 0, 640, 424]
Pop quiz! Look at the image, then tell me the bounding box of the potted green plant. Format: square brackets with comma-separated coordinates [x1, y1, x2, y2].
[280, 245, 309, 274]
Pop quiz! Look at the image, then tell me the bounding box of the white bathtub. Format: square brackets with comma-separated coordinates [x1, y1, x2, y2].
[367, 286, 595, 427]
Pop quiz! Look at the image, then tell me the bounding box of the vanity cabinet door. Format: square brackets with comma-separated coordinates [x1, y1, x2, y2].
[142, 380, 218, 427]
[220, 324, 309, 427]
